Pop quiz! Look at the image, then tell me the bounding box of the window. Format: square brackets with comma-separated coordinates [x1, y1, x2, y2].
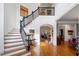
[20, 5, 28, 16]
[47, 9, 52, 15]
[39, 7, 52, 15]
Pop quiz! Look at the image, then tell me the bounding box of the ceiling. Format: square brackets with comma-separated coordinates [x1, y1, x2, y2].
[39, 3, 55, 7]
[59, 4, 79, 21]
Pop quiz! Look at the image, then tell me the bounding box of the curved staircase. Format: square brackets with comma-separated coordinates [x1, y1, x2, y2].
[2, 4, 77, 56]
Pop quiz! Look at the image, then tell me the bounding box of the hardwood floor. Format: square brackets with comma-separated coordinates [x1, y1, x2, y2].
[31, 41, 77, 56]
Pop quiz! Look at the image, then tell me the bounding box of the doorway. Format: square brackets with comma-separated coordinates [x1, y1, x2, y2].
[40, 24, 53, 43]
[59, 29, 65, 41]
[57, 25, 65, 45]
[57, 24, 76, 46]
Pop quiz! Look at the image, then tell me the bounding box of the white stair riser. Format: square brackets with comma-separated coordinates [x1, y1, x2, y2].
[4, 36, 21, 39]
[5, 35, 21, 37]
[4, 49, 26, 56]
[5, 42, 24, 48]
[5, 45, 25, 53]
[5, 34, 20, 36]
[4, 39, 22, 43]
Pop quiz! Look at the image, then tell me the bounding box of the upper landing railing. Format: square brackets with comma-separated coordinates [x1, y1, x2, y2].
[21, 7, 55, 27]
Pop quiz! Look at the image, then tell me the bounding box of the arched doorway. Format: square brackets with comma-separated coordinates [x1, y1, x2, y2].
[40, 24, 53, 43]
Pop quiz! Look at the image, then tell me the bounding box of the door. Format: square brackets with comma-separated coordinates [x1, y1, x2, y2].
[59, 29, 64, 41]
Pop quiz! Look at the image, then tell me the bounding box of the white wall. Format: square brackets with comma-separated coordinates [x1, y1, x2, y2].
[0, 3, 4, 55]
[55, 3, 77, 21]
[64, 24, 76, 41]
[15, 3, 20, 29]
[4, 3, 18, 35]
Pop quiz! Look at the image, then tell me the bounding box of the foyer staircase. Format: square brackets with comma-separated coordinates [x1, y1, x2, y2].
[3, 29, 31, 56]
[3, 4, 77, 56]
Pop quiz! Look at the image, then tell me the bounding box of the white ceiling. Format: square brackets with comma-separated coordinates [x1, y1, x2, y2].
[39, 3, 55, 7]
[59, 4, 79, 21]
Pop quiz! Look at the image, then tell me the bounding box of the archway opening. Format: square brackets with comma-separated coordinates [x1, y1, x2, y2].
[40, 24, 53, 43]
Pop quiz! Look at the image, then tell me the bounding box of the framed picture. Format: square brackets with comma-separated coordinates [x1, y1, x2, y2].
[29, 29, 35, 33]
[68, 30, 73, 35]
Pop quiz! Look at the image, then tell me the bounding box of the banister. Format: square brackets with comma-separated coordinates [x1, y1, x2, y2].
[20, 20, 33, 51]
[21, 7, 55, 24]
